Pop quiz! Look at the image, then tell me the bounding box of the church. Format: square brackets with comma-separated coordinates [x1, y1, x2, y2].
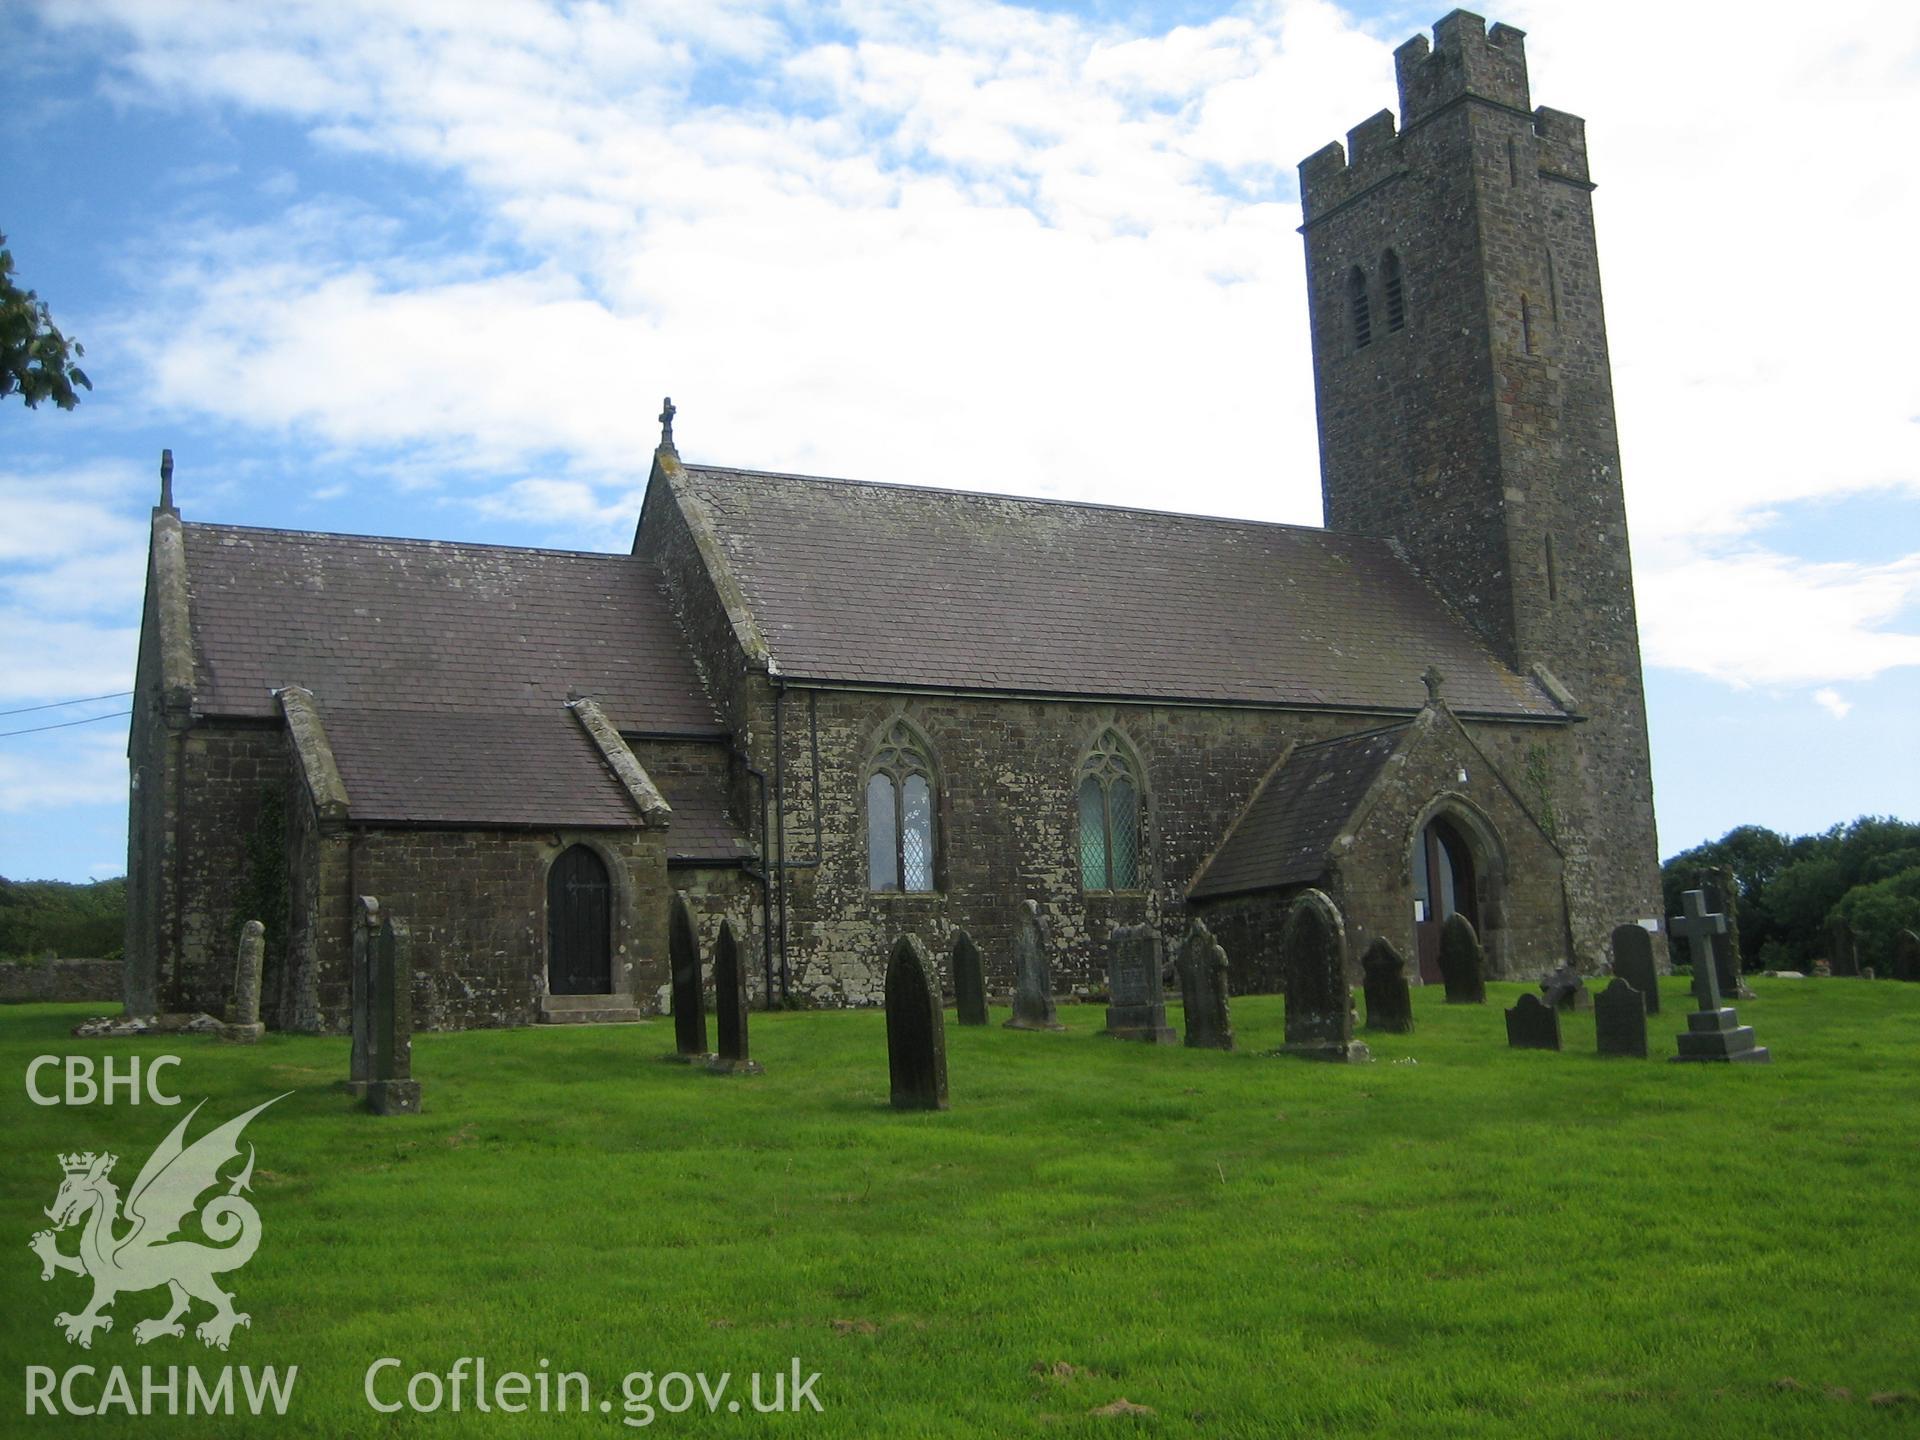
[125, 11, 1664, 1030]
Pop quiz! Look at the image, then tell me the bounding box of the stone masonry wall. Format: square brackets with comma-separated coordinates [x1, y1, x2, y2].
[1299, 13, 1663, 967]
[0, 959, 125, 1005]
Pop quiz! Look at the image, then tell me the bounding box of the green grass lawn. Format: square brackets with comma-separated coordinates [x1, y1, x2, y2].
[3, 978, 1917, 1437]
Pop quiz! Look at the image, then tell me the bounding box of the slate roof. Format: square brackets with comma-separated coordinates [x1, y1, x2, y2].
[1187, 724, 1408, 900]
[675, 466, 1564, 719]
[652, 766, 757, 865]
[181, 524, 720, 731]
[181, 523, 724, 830]
[322, 708, 640, 827]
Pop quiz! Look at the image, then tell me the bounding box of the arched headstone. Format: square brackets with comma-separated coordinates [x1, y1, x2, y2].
[1105, 924, 1176, 1043]
[1438, 913, 1486, 1004]
[1360, 937, 1413, 1034]
[1003, 900, 1065, 1031]
[951, 929, 989, 1026]
[1609, 923, 1659, 1014]
[668, 893, 708, 1061]
[709, 918, 761, 1075]
[1176, 921, 1234, 1051]
[885, 935, 948, 1111]
[1594, 977, 1647, 1058]
[349, 895, 379, 1095]
[1278, 889, 1368, 1062]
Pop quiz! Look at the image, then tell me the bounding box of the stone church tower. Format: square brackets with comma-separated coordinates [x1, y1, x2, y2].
[1298, 11, 1662, 954]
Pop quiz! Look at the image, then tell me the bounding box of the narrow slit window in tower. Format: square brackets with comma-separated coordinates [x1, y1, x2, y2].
[1545, 534, 1559, 603]
[1507, 136, 1521, 185]
[1546, 247, 1560, 322]
[1348, 266, 1371, 349]
[1382, 250, 1405, 332]
[1521, 296, 1534, 355]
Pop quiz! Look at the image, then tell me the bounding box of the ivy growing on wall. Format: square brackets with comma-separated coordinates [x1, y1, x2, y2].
[1524, 745, 1559, 842]
[233, 787, 289, 957]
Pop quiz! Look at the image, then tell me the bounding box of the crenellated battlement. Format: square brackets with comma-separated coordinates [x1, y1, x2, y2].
[1395, 10, 1529, 124]
[1299, 11, 1588, 222]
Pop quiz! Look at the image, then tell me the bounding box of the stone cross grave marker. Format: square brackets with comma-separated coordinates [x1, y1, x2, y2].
[223, 919, 266, 1044]
[1670, 888, 1770, 1063]
[1176, 920, 1234, 1051]
[1539, 964, 1591, 1013]
[1504, 992, 1561, 1051]
[1594, 977, 1648, 1058]
[1004, 900, 1065, 1031]
[1278, 890, 1369, 1062]
[1361, 937, 1414, 1034]
[1438, 913, 1486, 1004]
[885, 935, 948, 1111]
[1105, 924, 1176, 1043]
[708, 918, 761, 1075]
[951, 929, 989, 1026]
[366, 912, 421, 1114]
[668, 893, 709, 1062]
[1610, 923, 1660, 1015]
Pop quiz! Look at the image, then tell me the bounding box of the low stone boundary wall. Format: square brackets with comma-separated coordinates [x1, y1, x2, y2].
[0, 958, 123, 1004]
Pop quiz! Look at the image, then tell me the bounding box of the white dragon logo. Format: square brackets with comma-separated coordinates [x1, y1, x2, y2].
[28, 1095, 286, 1350]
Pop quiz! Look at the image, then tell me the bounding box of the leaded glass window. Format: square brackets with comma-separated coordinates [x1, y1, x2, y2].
[1078, 730, 1143, 891]
[867, 722, 937, 893]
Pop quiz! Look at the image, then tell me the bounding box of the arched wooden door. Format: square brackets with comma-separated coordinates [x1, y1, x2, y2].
[548, 845, 612, 995]
[1412, 816, 1479, 983]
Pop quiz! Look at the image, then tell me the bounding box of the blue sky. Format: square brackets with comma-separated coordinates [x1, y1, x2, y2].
[3, 0, 1916, 883]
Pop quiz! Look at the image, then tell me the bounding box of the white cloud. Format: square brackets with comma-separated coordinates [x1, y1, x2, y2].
[0, 728, 129, 814]
[33, 0, 1920, 697]
[1812, 688, 1853, 720]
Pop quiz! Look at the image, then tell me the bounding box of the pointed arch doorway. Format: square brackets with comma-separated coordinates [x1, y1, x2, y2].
[548, 845, 612, 995]
[1412, 815, 1479, 983]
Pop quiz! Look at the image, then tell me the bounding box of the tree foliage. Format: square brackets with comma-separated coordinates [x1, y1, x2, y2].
[1663, 816, 1920, 973]
[1, 232, 92, 410]
[0, 875, 125, 960]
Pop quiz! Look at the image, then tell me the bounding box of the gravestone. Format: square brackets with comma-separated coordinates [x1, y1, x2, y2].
[667, 893, 709, 1061]
[1594, 977, 1648, 1058]
[348, 895, 380, 1096]
[1105, 925, 1177, 1043]
[1670, 889, 1770, 1063]
[1003, 900, 1065, 1031]
[1827, 914, 1860, 978]
[1504, 992, 1561, 1051]
[1610, 923, 1660, 1015]
[1360, 937, 1414, 1034]
[1538, 964, 1591, 1013]
[366, 912, 421, 1114]
[1277, 890, 1369, 1062]
[1894, 929, 1920, 984]
[223, 920, 266, 1043]
[951, 929, 989, 1026]
[885, 935, 948, 1111]
[1696, 863, 1752, 998]
[1175, 920, 1234, 1051]
[707, 918, 761, 1075]
[1437, 913, 1486, 1004]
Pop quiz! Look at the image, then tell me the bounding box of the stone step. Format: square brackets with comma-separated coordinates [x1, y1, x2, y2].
[538, 994, 648, 1025]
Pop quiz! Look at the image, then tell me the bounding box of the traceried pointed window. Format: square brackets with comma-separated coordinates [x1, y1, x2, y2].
[1382, 249, 1406, 332]
[1348, 265, 1372, 349]
[1078, 730, 1143, 892]
[866, 721, 937, 893]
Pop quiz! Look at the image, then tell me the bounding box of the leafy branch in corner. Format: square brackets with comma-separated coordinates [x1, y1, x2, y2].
[1, 232, 92, 410]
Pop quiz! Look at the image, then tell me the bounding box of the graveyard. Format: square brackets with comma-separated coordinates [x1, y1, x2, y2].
[6, 974, 1918, 1437]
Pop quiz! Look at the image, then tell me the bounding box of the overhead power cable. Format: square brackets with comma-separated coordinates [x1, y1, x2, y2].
[0, 689, 134, 717]
[0, 709, 134, 739]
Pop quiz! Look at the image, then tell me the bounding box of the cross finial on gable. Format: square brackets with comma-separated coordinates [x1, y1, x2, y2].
[159, 448, 175, 512]
[1422, 665, 1444, 704]
[658, 396, 677, 455]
